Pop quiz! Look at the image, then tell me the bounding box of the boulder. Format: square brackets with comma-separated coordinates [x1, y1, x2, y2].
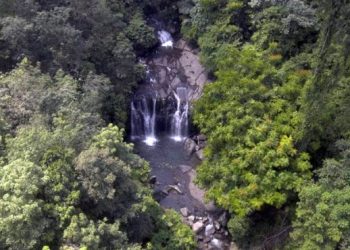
[205, 224, 216, 236]
[153, 190, 168, 202]
[213, 233, 224, 240]
[183, 138, 197, 157]
[198, 140, 207, 149]
[210, 238, 223, 249]
[214, 221, 221, 230]
[180, 207, 190, 217]
[192, 221, 204, 233]
[197, 134, 207, 141]
[149, 175, 157, 185]
[218, 211, 229, 227]
[165, 185, 183, 195]
[196, 149, 205, 161]
[203, 237, 212, 243]
[188, 215, 195, 222]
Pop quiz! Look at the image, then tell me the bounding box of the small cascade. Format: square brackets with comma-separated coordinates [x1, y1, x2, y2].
[171, 87, 189, 142]
[157, 30, 173, 48]
[130, 96, 158, 146]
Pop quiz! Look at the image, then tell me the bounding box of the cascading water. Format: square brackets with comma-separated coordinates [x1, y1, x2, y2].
[131, 29, 190, 146]
[157, 30, 173, 48]
[130, 96, 158, 146]
[171, 87, 189, 142]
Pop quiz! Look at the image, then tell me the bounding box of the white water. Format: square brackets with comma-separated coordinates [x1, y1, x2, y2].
[131, 29, 191, 146]
[131, 97, 158, 146]
[158, 30, 173, 48]
[171, 87, 188, 142]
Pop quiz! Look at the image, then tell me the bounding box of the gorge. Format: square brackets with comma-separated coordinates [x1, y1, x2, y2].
[129, 23, 234, 249]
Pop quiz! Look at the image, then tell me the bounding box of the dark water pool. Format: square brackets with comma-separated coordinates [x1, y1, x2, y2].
[133, 134, 207, 215]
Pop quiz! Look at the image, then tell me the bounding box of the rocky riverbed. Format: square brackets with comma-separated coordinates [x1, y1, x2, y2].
[134, 134, 237, 250]
[131, 26, 236, 249]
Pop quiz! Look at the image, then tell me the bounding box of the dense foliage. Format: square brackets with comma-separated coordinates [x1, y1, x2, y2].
[1, 0, 350, 249]
[180, 0, 350, 248]
[0, 1, 196, 249]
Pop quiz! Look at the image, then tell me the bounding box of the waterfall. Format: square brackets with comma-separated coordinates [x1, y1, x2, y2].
[157, 30, 173, 48]
[171, 87, 188, 142]
[131, 29, 191, 145]
[131, 96, 158, 146]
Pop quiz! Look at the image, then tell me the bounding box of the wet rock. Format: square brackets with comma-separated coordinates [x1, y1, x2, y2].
[153, 190, 168, 202]
[198, 140, 207, 149]
[197, 134, 207, 141]
[204, 237, 212, 243]
[180, 207, 189, 217]
[196, 149, 205, 161]
[214, 221, 221, 230]
[149, 175, 157, 185]
[192, 221, 204, 233]
[205, 224, 216, 236]
[218, 211, 229, 227]
[213, 233, 224, 240]
[188, 215, 195, 222]
[183, 138, 197, 157]
[165, 185, 183, 194]
[179, 164, 192, 174]
[210, 238, 223, 249]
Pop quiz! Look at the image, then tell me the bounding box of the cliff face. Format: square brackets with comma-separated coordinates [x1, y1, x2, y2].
[144, 39, 208, 102]
[131, 35, 208, 137]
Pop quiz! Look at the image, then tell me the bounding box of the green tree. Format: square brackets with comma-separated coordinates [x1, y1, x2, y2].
[76, 147, 137, 218]
[290, 140, 350, 249]
[0, 159, 49, 249]
[62, 213, 130, 250]
[194, 45, 311, 219]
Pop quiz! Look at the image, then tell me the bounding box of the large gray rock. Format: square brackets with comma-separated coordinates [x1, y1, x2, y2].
[153, 190, 168, 202]
[218, 211, 229, 227]
[149, 175, 157, 185]
[197, 134, 207, 141]
[205, 224, 216, 236]
[180, 207, 189, 217]
[192, 221, 204, 233]
[165, 185, 183, 194]
[210, 238, 223, 249]
[188, 215, 195, 222]
[196, 149, 205, 161]
[145, 39, 208, 104]
[214, 221, 221, 230]
[183, 138, 197, 157]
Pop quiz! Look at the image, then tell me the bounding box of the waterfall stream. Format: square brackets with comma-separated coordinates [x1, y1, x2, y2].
[130, 29, 188, 146]
[130, 96, 158, 146]
[130, 23, 231, 249]
[171, 87, 189, 142]
[157, 30, 173, 48]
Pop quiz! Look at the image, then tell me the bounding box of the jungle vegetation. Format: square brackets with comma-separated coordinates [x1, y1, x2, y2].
[1, 0, 350, 249]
